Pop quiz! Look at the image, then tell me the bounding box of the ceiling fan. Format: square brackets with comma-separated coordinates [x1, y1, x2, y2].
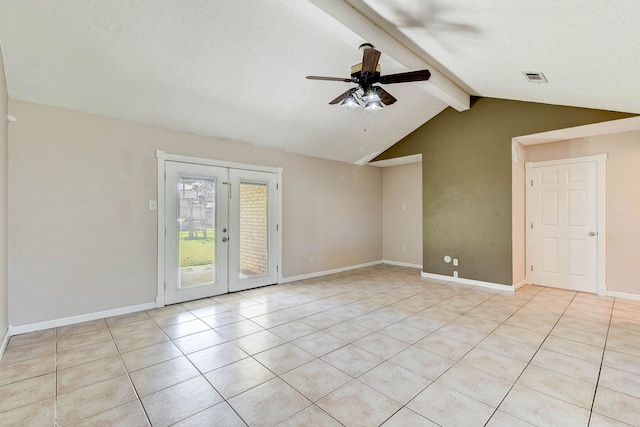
[306, 43, 431, 110]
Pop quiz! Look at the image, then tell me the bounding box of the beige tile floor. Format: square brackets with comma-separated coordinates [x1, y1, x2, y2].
[1, 265, 640, 426]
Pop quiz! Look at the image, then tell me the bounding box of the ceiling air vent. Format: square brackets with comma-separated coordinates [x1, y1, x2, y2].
[522, 72, 548, 83]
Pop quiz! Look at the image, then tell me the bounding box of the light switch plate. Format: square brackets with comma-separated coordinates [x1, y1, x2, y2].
[149, 200, 158, 211]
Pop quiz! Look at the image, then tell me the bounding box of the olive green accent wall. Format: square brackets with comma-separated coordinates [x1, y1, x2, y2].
[374, 97, 634, 285]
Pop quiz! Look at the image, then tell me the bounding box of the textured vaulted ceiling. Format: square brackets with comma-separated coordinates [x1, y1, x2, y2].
[1, 1, 638, 164]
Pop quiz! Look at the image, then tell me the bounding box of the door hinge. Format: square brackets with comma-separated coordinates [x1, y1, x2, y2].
[530, 180, 533, 187]
[530, 265, 534, 272]
[530, 223, 533, 229]
[276, 183, 279, 190]
[276, 265, 279, 272]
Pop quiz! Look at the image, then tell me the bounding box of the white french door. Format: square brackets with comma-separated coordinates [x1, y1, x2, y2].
[526, 159, 600, 293]
[228, 169, 279, 292]
[163, 159, 279, 305]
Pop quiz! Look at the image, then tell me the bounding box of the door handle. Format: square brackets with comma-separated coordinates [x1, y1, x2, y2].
[589, 231, 597, 236]
[222, 237, 228, 242]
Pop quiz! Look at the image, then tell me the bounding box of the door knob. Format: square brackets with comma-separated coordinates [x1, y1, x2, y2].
[222, 237, 228, 242]
[589, 231, 596, 236]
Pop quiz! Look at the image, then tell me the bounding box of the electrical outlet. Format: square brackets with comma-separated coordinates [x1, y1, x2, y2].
[149, 200, 157, 211]
[453, 258, 458, 266]
[402, 245, 406, 251]
[402, 203, 406, 210]
[453, 271, 458, 278]
[309, 256, 313, 263]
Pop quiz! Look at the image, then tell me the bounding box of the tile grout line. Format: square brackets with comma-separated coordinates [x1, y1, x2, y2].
[480, 291, 562, 426]
[118, 326, 155, 427]
[122, 315, 184, 426]
[177, 297, 264, 427]
[216, 323, 345, 425]
[206, 275, 449, 426]
[226, 280, 503, 425]
[395, 285, 552, 424]
[55, 319, 151, 426]
[269, 278, 450, 427]
[483, 290, 607, 426]
[289, 286, 521, 426]
[586, 298, 614, 426]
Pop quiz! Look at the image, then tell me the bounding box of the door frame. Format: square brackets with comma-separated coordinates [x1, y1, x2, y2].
[155, 150, 283, 307]
[525, 154, 607, 295]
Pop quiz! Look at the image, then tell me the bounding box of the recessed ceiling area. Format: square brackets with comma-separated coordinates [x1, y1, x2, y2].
[0, 1, 638, 164]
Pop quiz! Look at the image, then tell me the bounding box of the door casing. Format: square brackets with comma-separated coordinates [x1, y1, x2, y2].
[156, 151, 283, 307]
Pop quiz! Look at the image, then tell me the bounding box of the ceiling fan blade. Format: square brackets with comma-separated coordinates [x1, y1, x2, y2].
[379, 69, 431, 84]
[376, 87, 397, 105]
[361, 48, 381, 75]
[306, 76, 352, 82]
[329, 88, 355, 105]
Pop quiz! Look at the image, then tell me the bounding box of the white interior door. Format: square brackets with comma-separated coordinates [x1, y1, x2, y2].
[528, 161, 598, 293]
[165, 161, 229, 304]
[163, 160, 279, 304]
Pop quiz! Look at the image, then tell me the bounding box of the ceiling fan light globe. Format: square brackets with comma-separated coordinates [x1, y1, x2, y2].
[364, 100, 383, 111]
[362, 89, 380, 103]
[341, 94, 361, 109]
[344, 100, 360, 109]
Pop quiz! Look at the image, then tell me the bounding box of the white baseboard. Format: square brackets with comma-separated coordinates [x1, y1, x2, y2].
[421, 271, 515, 292]
[382, 260, 423, 269]
[606, 290, 640, 301]
[0, 327, 9, 359]
[281, 260, 383, 284]
[8, 302, 157, 336]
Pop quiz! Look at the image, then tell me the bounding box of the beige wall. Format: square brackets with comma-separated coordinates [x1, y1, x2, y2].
[382, 162, 422, 266]
[8, 100, 382, 327]
[525, 130, 640, 295]
[0, 47, 9, 341]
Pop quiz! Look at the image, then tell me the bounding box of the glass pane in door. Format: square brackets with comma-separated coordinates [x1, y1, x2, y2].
[178, 175, 215, 288]
[239, 181, 268, 279]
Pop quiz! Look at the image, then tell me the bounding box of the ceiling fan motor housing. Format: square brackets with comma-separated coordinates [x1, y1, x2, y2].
[359, 43, 375, 51]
